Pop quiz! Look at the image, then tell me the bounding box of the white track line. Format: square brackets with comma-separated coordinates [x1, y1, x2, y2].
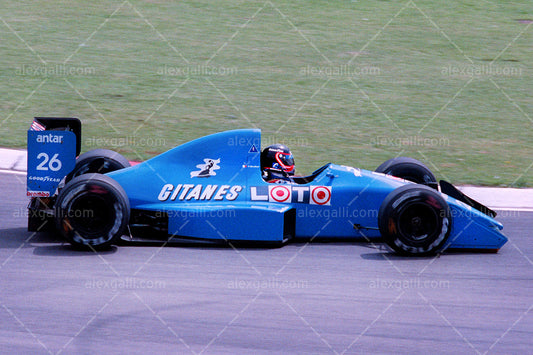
[0, 169, 27, 175]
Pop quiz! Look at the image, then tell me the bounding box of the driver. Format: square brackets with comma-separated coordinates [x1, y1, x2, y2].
[260, 144, 295, 183]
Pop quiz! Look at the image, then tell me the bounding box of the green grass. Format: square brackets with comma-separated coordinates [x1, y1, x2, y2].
[0, 0, 531, 186]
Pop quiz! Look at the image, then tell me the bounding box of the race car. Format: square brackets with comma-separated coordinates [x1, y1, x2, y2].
[27, 117, 508, 256]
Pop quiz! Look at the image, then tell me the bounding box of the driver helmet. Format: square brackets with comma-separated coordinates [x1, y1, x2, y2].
[261, 144, 295, 176]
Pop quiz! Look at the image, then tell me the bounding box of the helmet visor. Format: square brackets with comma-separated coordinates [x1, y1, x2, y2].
[275, 152, 294, 172]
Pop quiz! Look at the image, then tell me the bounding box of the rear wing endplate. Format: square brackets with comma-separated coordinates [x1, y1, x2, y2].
[27, 117, 81, 197]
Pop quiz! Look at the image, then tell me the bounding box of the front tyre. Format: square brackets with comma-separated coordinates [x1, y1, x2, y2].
[375, 157, 437, 189]
[55, 173, 130, 249]
[378, 185, 451, 256]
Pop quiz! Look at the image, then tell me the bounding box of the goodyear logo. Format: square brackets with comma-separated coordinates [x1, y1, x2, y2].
[158, 184, 243, 201]
[251, 185, 331, 205]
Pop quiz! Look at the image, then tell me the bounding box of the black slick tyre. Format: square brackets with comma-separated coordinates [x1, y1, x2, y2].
[375, 157, 437, 189]
[65, 149, 130, 183]
[55, 173, 130, 249]
[378, 185, 451, 256]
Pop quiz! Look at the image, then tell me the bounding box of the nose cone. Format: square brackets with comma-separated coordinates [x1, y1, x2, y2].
[444, 199, 508, 251]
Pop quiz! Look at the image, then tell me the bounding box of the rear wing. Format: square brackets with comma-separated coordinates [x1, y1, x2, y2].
[27, 117, 81, 197]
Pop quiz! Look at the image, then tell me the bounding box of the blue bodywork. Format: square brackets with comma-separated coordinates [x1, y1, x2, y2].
[106, 129, 507, 251]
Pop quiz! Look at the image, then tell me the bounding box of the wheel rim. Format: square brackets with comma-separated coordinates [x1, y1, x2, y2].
[67, 190, 115, 239]
[397, 202, 439, 245]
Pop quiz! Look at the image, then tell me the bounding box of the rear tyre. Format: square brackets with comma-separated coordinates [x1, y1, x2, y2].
[378, 185, 451, 256]
[55, 173, 130, 249]
[375, 157, 437, 189]
[65, 149, 130, 183]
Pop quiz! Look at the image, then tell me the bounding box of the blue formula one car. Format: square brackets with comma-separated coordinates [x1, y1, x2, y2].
[27, 117, 508, 256]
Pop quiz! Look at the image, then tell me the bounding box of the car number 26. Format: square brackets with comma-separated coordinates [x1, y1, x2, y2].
[36, 153, 62, 172]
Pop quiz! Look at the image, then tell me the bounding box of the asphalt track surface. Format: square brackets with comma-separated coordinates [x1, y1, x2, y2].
[1, 171, 531, 354]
